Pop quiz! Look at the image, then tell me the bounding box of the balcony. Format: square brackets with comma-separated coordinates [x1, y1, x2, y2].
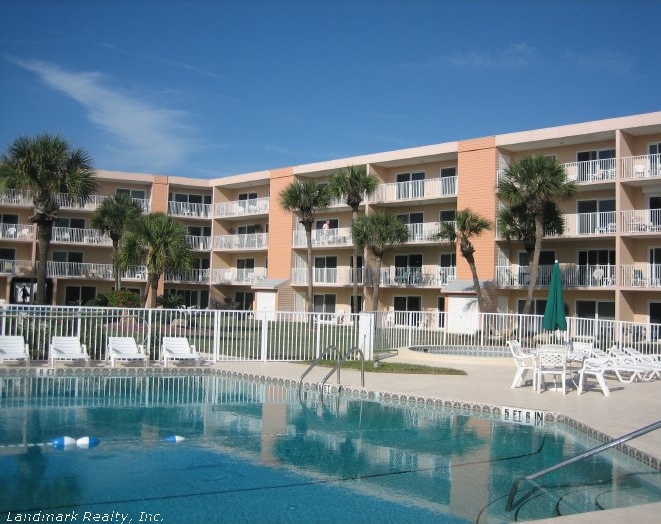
[497, 212, 618, 240]
[0, 190, 32, 207]
[212, 233, 268, 251]
[405, 221, 455, 244]
[377, 265, 456, 287]
[213, 197, 269, 219]
[563, 159, 616, 183]
[621, 264, 661, 288]
[0, 223, 36, 241]
[620, 210, 661, 234]
[185, 235, 211, 251]
[495, 264, 615, 288]
[0, 259, 34, 276]
[292, 227, 353, 248]
[164, 268, 210, 284]
[210, 267, 267, 285]
[291, 266, 360, 286]
[168, 201, 212, 218]
[46, 262, 146, 280]
[52, 227, 112, 246]
[621, 154, 661, 180]
[368, 176, 457, 205]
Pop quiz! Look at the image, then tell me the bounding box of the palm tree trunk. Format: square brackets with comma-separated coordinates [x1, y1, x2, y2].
[372, 256, 382, 312]
[351, 207, 359, 313]
[149, 276, 159, 308]
[35, 223, 53, 304]
[112, 240, 121, 290]
[305, 225, 314, 329]
[523, 216, 545, 315]
[466, 253, 486, 312]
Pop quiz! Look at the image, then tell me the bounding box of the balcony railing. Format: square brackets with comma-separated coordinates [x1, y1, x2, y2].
[185, 235, 211, 251]
[377, 265, 456, 286]
[0, 190, 32, 206]
[0, 223, 36, 240]
[52, 227, 112, 246]
[212, 233, 268, 251]
[210, 267, 267, 285]
[495, 264, 615, 288]
[621, 154, 661, 179]
[405, 221, 455, 243]
[45, 262, 147, 280]
[292, 227, 353, 248]
[369, 176, 457, 204]
[55, 194, 108, 211]
[621, 264, 661, 288]
[164, 268, 210, 283]
[167, 201, 212, 218]
[213, 197, 269, 218]
[291, 266, 361, 286]
[498, 212, 618, 239]
[620, 209, 661, 234]
[563, 159, 616, 183]
[0, 259, 34, 275]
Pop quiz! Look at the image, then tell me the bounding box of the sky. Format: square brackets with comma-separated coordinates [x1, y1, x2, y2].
[1, 0, 660, 180]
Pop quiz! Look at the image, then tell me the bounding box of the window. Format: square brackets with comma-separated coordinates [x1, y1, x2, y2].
[170, 192, 210, 204]
[397, 212, 423, 240]
[440, 167, 456, 178]
[0, 248, 15, 260]
[439, 167, 457, 195]
[518, 250, 554, 286]
[315, 218, 339, 229]
[0, 214, 18, 224]
[235, 291, 254, 311]
[313, 294, 336, 316]
[394, 254, 422, 284]
[53, 251, 83, 263]
[517, 299, 548, 316]
[393, 296, 421, 325]
[575, 300, 615, 319]
[187, 226, 211, 237]
[440, 210, 456, 222]
[65, 286, 96, 306]
[649, 143, 661, 176]
[439, 253, 456, 267]
[349, 255, 364, 285]
[314, 256, 337, 283]
[396, 171, 425, 199]
[236, 258, 255, 282]
[55, 217, 85, 229]
[117, 188, 146, 199]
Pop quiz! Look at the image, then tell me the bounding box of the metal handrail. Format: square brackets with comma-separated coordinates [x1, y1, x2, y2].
[506, 419, 661, 512]
[319, 346, 365, 400]
[297, 345, 340, 400]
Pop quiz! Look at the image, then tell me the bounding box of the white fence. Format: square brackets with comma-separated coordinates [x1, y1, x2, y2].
[1, 306, 660, 365]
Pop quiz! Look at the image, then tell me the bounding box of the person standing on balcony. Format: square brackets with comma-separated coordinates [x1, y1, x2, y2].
[20, 285, 30, 303]
[322, 220, 330, 244]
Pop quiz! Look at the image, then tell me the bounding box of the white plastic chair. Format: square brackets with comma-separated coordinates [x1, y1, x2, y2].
[507, 340, 535, 389]
[161, 337, 198, 367]
[49, 336, 89, 367]
[107, 336, 148, 368]
[0, 335, 30, 366]
[536, 347, 569, 394]
[577, 357, 610, 397]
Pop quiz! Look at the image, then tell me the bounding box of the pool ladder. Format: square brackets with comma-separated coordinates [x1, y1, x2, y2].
[298, 344, 365, 400]
[506, 418, 661, 512]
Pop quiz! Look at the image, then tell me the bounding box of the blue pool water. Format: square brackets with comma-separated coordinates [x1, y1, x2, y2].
[0, 372, 659, 523]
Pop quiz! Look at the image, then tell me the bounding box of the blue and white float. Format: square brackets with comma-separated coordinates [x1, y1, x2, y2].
[164, 435, 186, 443]
[52, 436, 100, 449]
[76, 436, 100, 448]
[51, 436, 77, 448]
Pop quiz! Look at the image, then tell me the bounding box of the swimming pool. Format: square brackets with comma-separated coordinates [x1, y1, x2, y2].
[1, 370, 659, 523]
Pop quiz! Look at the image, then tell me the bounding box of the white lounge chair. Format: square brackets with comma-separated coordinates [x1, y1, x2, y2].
[161, 337, 198, 367]
[615, 346, 661, 380]
[507, 340, 535, 389]
[49, 336, 89, 367]
[0, 335, 30, 366]
[107, 336, 148, 368]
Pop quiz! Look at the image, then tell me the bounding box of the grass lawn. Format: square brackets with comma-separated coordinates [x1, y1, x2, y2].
[312, 359, 467, 375]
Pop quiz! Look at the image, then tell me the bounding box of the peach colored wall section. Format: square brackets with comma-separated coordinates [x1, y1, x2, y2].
[268, 168, 295, 279]
[151, 176, 169, 214]
[456, 137, 497, 281]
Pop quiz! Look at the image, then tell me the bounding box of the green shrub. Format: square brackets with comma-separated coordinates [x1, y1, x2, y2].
[107, 289, 142, 308]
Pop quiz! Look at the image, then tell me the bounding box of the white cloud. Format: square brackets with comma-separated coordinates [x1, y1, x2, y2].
[8, 57, 196, 171]
[560, 50, 632, 75]
[446, 43, 536, 69]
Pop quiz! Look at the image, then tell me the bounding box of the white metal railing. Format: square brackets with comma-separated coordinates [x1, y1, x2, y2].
[620, 209, 661, 233]
[495, 264, 615, 287]
[213, 197, 270, 218]
[52, 227, 112, 245]
[292, 227, 353, 248]
[164, 268, 209, 283]
[0, 189, 32, 206]
[620, 264, 661, 288]
[621, 154, 661, 179]
[45, 262, 147, 280]
[55, 193, 108, 210]
[0, 259, 34, 275]
[167, 201, 212, 218]
[0, 223, 36, 240]
[369, 176, 458, 203]
[2, 306, 660, 364]
[209, 267, 267, 285]
[405, 221, 455, 243]
[212, 233, 268, 250]
[376, 265, 456, 286]
[498, 212, 618, 239]
[563, 159, 616, 183]
[291, 266, 355, 285]
[185, 235, 211, 251]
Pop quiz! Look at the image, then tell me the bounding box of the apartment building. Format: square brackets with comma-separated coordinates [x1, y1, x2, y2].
[1, 111, 660, 326]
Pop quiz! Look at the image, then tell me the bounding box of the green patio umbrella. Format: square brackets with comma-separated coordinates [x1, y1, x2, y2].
[542, 260, 567, 332]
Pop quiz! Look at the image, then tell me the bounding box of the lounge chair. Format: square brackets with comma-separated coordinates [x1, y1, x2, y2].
[610, 345, 660, 380]
[0, 335, 30, 366]
[591, 347, 653, 383]
[49, 336, 89, 367]
[107, 336, 148, 368]
[161, 337, 198, 367]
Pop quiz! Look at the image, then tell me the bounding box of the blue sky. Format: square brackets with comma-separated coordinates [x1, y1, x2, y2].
[1, 0, 659, 179]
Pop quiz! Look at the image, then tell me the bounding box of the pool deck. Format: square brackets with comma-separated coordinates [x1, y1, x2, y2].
[209, 348, 661, 523]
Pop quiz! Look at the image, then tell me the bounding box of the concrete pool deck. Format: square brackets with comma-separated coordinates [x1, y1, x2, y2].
[209, 348, 661, 523]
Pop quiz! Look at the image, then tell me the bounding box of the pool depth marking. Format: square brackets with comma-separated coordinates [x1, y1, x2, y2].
[501, 405, 546, 427]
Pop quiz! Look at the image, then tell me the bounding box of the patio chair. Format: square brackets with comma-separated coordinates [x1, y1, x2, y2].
[507, 340, 535, 389]
[161, 336, 198, 367]
[107, 336, 148, 368]
[49, 336, 90, 367]
[577, 357, 610, 397]
[0, 335, 30, 366]
[592, 346, 653, 383]
[536, 347, 569, 394]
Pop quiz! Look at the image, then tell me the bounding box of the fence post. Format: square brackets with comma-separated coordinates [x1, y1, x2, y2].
[359, 312, 375, 360]
[213, 309, 220, 362]
[260, 313, 269, 362]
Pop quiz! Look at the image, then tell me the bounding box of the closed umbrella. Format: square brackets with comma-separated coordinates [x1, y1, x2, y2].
[542, 260, 567, 332]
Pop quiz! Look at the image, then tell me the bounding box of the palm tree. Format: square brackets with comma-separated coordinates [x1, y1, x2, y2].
[91, 194, 142, 291]
[352, 211, 409, 311]
[0, 134, 97, 304]
[329, 165, 378, 313]
[120, 213, 193, 308]
[280, 181, 331, 317]
[435, 208, 492, 312]
[497, 155, 577, 314]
